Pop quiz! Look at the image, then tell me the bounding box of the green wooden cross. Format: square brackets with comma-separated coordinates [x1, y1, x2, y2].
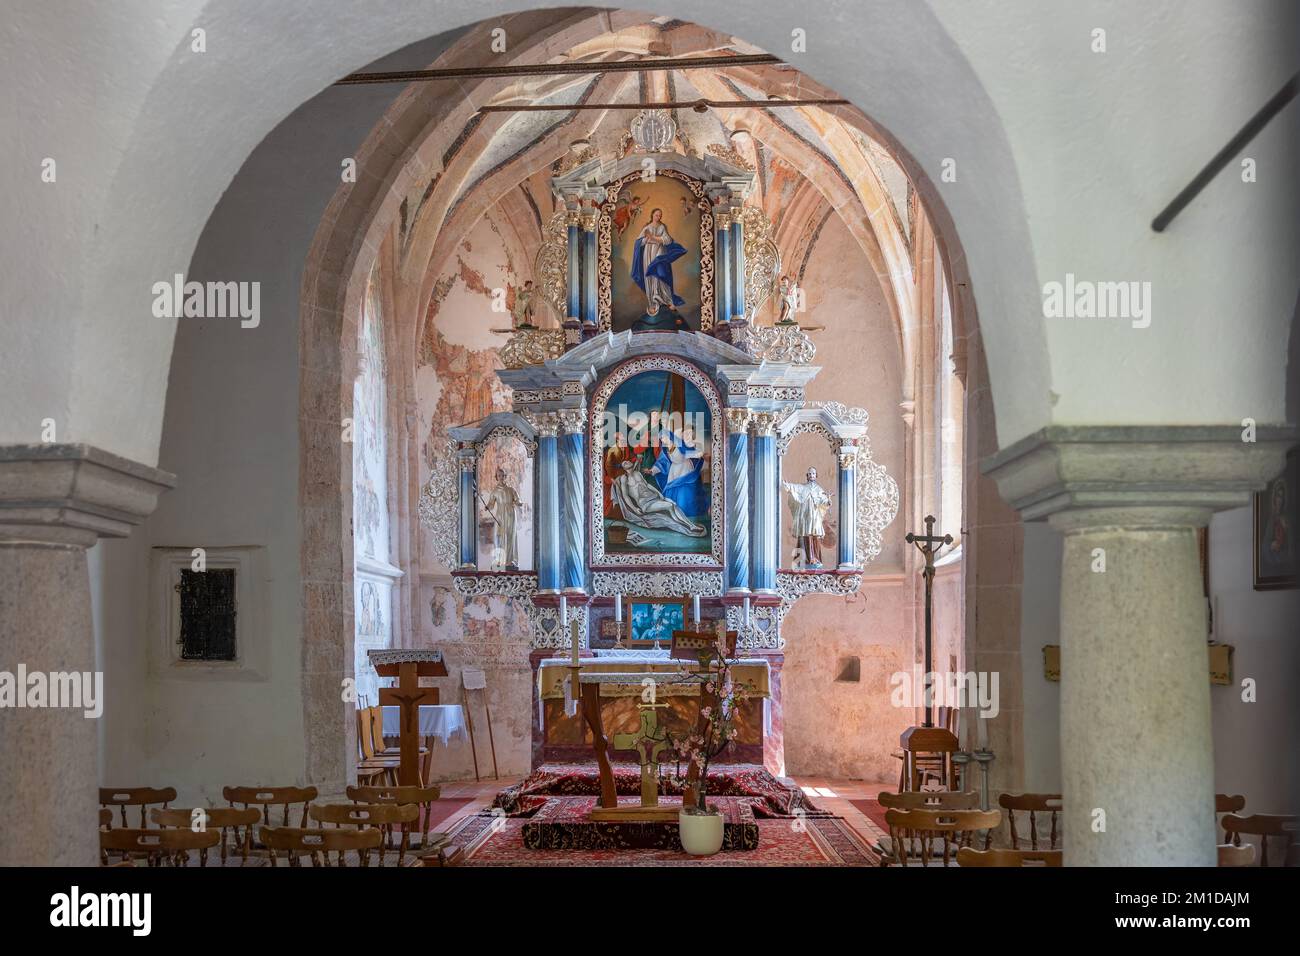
[612, 702, 671, 807]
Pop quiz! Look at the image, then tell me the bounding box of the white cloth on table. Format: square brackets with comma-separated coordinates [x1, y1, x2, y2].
[381, 704, 468, 744]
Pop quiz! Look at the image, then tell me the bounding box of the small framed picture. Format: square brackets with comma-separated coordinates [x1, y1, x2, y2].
[1253, 449, 1297, 591]
[628, 600, 685, 645]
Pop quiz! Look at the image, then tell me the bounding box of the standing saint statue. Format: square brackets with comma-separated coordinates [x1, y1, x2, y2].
[511, 280, 536, 329]
[784, 467, 832, 569]
[484, 467, 522, 570]
[776, 275, 802, 324]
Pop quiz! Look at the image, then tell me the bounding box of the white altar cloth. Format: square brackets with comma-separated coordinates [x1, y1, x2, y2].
[381, 704, 468, 744]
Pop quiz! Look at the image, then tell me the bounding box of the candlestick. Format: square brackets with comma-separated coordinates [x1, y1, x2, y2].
[615, 593, 623, 623]
[692, 594, 700, 624]
[559, 594, 567, 625]
[743, 596, 751, 627]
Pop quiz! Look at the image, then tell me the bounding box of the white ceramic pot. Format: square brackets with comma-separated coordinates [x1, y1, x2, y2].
[678, 808, 725, 856]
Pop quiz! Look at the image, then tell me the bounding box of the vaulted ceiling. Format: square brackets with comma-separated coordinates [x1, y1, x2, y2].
[385, 12, 921, 341]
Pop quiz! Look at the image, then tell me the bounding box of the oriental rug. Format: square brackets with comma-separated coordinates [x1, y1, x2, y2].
[493, 762, 823, 819]
[446, 808, 880, 867]
[521, 796, 759, 851]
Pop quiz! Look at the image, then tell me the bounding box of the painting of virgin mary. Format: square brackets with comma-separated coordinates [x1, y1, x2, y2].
[609, 175, 702, 333]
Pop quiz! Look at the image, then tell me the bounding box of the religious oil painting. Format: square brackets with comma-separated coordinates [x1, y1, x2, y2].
[629, 601, 684, 645]
[596, 364, 718, 563]
[607, 174, 705, 334]
[1253, 448, 1297, 591]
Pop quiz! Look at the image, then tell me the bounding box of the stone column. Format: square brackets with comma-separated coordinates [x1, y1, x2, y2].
[532, 414, 562, 594]
[984, 425, 1295, 867]
[750, 412, 778, 594]
[558, 408, 587, 593]
[724, 408, 751, 594]
[456, 445, 478, 569]
[0, 444, 173, 866]
[836, 441, 858, 570]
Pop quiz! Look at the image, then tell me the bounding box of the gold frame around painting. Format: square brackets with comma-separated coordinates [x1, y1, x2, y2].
[597, 169, 714, 333]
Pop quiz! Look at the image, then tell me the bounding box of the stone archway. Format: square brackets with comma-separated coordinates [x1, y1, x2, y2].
[295, 8, 1019, 794]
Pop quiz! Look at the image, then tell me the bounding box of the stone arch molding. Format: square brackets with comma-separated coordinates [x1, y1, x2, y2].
[26, 0, 1059, 475]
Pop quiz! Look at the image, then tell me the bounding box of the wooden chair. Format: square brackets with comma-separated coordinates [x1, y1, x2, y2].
[224, 785, 317, 857]
[883, 807, 1002, 867]
[1215, 793, 1246, 842]
[999, 792, 1062, 850]
[346, 784, 442, 851]
[897, 724, 960, 792]
[957, 847, 1063, 867]
[1217, 842, 1256, 867]
[152, 807, 261, 865]
[356, 707, 400, 785]
[99, 787, 177, 828]
[892, 707, 959, 791]
[100, 828, 220, 867]
[310, 802, 420, 866]
[261, 826, 383, 867]
[1221, 813, 1297, 866]
[874, 790, 983, 864]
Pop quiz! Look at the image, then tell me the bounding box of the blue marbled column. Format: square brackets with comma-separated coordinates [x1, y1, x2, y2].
[838, 449, 858, 569]
[560, 418, 587, 591]
[725, 411, 751, 593]
[716, 224, 732, 328]
[751, 417, 777, 592]
[458, 457, 478, 569]
[566, 222, 580, 321]
[583, 226, 598, 326]
[536, 422, 561, 592]
[731, 218, 745, 321]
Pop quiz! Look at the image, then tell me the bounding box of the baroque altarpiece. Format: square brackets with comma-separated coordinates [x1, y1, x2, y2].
[418, 113, 899, 773]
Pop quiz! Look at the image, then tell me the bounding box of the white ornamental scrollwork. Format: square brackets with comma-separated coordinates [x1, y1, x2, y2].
[821, 401, 870, 427]
[775, 420, 836, 457]
[533, 211, 569, 322]
[855, 452, 900, 564]
[741, 205, 780, 316]
[526, 602, 587, 650]
[726, 602, 784, 650]
[736, 323, 816, 365]
[417, 440, 460, 569]
[591, 570, 725, 597]
[451, 572, 539, 599]
[776, 570, 863, 603]
[476, 425, 537, 458]
[500, 329, 566, 369]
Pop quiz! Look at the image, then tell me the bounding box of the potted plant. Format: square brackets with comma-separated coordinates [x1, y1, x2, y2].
[670, 636, 755, 856]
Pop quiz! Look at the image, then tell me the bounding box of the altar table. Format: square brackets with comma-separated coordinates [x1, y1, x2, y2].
[382, 704, 468, 744]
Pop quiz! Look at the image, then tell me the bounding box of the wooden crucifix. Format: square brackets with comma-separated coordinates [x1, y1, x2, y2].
[612, 702, 671, 808]
[906, 514, 952, 728]
[370, 649, 448, 786]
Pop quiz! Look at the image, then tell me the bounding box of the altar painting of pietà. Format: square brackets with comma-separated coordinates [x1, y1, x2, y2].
[601, 369, 711, 555]
[609, 175, 703, 334]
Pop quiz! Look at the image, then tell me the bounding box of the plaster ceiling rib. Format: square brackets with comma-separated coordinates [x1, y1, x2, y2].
[477, 97, 850, 113]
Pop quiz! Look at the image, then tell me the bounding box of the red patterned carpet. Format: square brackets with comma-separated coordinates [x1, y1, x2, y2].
[849, 798, 891, 832]
[493, 762, 824, 818]
[448, 809, 879, 866]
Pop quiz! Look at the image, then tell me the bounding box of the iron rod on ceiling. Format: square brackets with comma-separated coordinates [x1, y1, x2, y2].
[335, 53, 784, 85]
[478, 97, 850, 114]
[1151, 72, 1297, 232]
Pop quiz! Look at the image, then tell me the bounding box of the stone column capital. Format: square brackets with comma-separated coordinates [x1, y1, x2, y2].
[981, 425, 1297, 529]
[525, 412, 562, 438]
[750, 412, 778, 437]
[556, 407, 587, 435]
[0, 443, 176, 548]
[725, 408, 752, 435]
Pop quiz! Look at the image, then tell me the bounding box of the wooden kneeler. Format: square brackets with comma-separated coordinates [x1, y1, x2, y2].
[461, 666, 498, 782]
